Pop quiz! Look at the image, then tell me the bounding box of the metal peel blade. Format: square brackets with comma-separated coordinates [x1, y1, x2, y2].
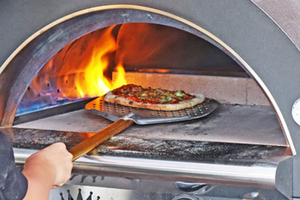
[70, 97, 219, 161]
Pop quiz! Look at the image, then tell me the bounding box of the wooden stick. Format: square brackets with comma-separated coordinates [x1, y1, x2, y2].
[69, 119, 134, 161]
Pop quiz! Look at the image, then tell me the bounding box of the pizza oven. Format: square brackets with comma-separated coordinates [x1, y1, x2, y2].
[1, 1, 300, 199]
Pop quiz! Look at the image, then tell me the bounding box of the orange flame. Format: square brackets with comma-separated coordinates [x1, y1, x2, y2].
[53, 25, 127, 100]
[27, 25, 127, 105]
[75, 60, 127, 98]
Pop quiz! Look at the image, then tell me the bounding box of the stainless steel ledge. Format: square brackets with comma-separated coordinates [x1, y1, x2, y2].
[13, 147, 277, 189]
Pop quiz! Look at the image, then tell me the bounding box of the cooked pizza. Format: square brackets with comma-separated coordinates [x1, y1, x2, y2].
[103, 84, 205, 111]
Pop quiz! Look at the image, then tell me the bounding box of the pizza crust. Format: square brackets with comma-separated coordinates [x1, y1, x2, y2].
[103, 91, 205, 111]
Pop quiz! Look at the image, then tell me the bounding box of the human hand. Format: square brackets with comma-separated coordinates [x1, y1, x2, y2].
[22, 142, 73, 199]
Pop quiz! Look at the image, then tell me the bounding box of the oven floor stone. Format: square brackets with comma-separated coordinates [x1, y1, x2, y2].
[13, 104, 287, 146]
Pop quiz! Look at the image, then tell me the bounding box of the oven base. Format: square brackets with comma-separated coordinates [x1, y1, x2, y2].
[50, 176, 287, 200]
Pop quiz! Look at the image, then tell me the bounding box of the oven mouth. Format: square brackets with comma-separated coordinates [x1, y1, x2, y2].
[0, 5, 294, 153]
[15, 22, 247, 118]
[1, 5, 295, 154]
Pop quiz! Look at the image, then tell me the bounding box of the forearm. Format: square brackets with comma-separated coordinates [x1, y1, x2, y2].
[22, 174, 52, 200]
[22, 165, 55, 200]
[21, 143, 73, 199]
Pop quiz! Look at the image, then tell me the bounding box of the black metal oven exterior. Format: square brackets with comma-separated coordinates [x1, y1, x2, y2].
[1, 1, 300, 199]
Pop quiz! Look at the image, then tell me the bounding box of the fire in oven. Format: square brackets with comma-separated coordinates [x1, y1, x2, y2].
[1, 1, 300, 200]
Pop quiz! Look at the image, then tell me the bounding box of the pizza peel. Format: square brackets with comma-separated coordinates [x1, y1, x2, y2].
[69, 96, 219, 161]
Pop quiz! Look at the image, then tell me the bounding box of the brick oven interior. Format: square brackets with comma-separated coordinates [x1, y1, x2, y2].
[13, 23, 287, 148]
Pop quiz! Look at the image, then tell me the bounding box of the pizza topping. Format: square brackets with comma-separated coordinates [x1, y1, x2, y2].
[110, 84, 196, 104]
[175, 90, 184, 97]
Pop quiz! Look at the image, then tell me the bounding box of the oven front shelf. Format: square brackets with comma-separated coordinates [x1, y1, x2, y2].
[5, 103, 292, 191]
[8, 125, 291, 199]
[14, 146, 289, 199]
[13, 142, 290, 190]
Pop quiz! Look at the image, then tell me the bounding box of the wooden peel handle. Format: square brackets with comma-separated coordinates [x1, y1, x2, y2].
[69, 119, 134, 161]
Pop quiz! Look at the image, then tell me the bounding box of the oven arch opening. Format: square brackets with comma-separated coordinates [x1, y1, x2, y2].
[0, 5, 295, 154]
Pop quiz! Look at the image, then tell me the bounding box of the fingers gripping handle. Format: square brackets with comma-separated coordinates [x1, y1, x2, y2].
[69, 119, 134, 161]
